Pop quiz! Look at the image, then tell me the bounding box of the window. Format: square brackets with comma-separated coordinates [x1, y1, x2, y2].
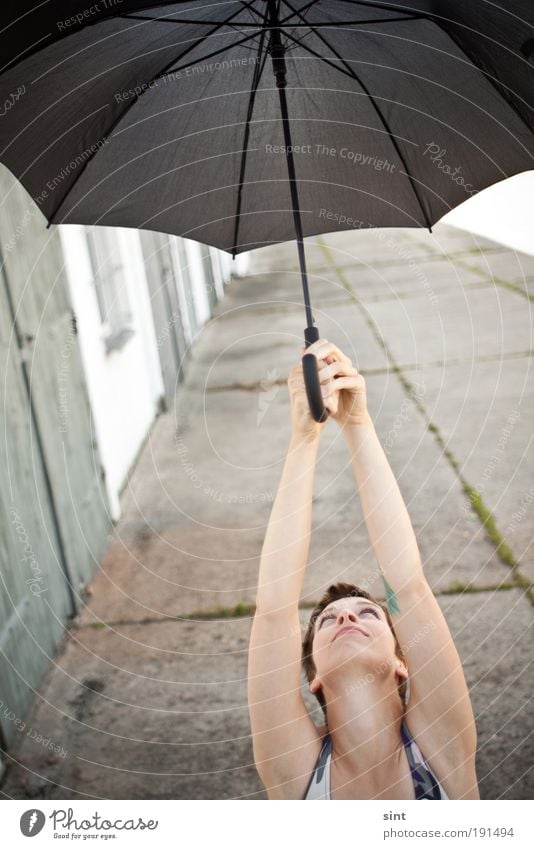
[200, 247, 218, 312]
[86, 227, 134, 353]
[170, 237, 197, 343]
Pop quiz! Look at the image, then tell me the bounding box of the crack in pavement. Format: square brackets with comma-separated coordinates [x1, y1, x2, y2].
[315, 236, 533, 605]
[72, 581, 528, 632]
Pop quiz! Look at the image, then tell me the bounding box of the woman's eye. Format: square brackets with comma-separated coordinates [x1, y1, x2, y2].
[318, 608, 380, 628]
[319, 614, 335, 627]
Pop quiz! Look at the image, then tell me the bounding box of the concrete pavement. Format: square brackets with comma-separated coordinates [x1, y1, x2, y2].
[1, 222, 533, 800]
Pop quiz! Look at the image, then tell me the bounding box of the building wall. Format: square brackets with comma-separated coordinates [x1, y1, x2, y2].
[0, 168, 111, 753]
[60, 225, 249, 520]
[59, 226, 164, 521]
[0, 153, 248, 765]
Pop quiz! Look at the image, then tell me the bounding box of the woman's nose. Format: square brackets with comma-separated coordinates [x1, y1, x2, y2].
[337, 609, 358, 624]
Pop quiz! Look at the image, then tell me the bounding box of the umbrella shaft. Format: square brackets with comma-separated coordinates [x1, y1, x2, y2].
[267, 0, 314, 334]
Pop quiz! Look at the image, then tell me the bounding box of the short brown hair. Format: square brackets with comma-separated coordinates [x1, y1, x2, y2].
[302, 582, 408, 719]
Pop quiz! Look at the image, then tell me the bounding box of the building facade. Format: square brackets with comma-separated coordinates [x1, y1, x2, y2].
[0, 164, 248, 769]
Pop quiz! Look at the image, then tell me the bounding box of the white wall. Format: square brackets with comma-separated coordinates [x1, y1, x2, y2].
[59, 227, 247, 521]
[59, 226, 164, 521]
[184, 239, 211, 331]
[443, 171, 534, 256]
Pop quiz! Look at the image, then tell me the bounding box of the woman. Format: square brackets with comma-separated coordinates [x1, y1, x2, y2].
[247, 338, 480, 800]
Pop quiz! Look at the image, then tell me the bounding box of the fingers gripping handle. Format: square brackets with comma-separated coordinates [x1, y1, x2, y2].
[303, 325, 329, 423]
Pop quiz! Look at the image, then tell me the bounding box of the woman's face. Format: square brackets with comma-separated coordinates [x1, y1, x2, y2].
[310, 596, 407, 696]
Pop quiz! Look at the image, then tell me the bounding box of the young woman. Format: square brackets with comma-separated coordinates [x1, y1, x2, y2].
[248, 338, 479, 800]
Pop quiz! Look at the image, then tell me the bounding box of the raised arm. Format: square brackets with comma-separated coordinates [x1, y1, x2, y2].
[308, 337, 479, 796]
[254, 435, 319, 615]
[248, 355, 335, 798]
[344, 408, 425, 605]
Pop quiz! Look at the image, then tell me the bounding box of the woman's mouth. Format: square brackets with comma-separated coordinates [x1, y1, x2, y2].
[333, 626, 368, 641]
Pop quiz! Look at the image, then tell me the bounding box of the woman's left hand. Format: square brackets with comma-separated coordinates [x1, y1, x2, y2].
[300, 338, 369, 429]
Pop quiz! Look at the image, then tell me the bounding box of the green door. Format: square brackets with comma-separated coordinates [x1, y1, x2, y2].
[0, 168, 111, 746]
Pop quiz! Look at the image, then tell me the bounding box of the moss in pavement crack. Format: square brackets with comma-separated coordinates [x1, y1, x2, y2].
[83, 576, 534, 630]
[315, 236, 521, 576]
[440, 579, 518, 595]
[401, 235, 534, 304]
[186, 601, 254, 619]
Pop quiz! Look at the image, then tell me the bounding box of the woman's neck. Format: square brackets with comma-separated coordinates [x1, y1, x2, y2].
[325, 684, 406, 779]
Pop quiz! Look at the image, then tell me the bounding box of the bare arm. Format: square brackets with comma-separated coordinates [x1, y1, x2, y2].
[342, 411, 477, 783]
[303, 336, 425, 603]
[255, 435, 319, 614]
[248, 356, 335, 796]
[307, 338, 478, 792]
[255, 344, 340, 612]
[343, 413, 425, 605]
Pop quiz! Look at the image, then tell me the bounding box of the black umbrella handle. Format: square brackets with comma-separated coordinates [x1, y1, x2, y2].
[302, 325, 329, 423]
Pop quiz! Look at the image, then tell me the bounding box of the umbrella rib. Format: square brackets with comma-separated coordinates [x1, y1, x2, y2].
[297, 14, 426, 26]
[0, 2, 255, 75]
[46, 2, 327, 224]
[332, 0, 429, 16]
[329, 14, 426, 25]
[430, 19, 534, 137]
[231, 24, 270, 258]
[122, 15, 264, 27]
[281, 21, 433, 230]
[338, 0, 534, 134]
[120, 1, 325, 30]
[47, 5, 262, 224]
[0, 0, 319, 76]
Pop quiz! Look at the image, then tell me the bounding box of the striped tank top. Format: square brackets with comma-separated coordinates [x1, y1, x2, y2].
[304, 718, 449, 799]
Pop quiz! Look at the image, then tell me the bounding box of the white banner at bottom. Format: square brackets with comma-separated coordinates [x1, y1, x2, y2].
[1, 799, 531, 848]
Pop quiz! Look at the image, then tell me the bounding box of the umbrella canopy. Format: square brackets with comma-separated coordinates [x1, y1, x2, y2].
[1, 0, 533, 420]
[1, 1, 533, 250]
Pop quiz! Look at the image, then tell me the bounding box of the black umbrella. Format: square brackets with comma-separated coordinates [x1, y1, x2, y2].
[1, 1, 533, 421]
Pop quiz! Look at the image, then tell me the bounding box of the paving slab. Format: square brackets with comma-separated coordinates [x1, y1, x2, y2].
[303, 370, 512, 602]
[219, 269, 325, 311]
[360, 281, 533, 368]
[398, 224, 505, 257]
[402, 228, 534, 285]
[220, 269, 354, 309]
[291, 230, 450, 272]
[337, 258, 490, 304]
[0, 618, 263, 800]
[3, 221, 532, 802]
[75, 362, 511, 629]
[246, 238, 304, 274]
[76, 523, 266, 626]
[436, 589, 534, 801]
[442, 250, 534, 284]
[246, 228, 453, 279]
[236, 254, 490, 312]
[2, 591, 531, 800]
[184, 299, 387, 390]
[403, 358, 534, 581]
[246, 225, 508, 279]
